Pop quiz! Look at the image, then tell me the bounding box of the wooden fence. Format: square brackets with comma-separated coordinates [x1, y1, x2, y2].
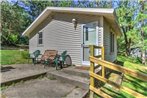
[89, 45, 147, 98]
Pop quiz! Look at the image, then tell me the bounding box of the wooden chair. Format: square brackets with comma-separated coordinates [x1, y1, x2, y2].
[41, 50, 58, 67]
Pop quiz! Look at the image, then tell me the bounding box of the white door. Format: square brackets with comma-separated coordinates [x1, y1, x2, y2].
[82, 22, 98, 65]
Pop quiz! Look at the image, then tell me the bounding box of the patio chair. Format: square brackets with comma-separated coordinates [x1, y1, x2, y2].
[41, 50, 58, 68]
[54, 50, 72, 70]
[29, 50, 42, 65]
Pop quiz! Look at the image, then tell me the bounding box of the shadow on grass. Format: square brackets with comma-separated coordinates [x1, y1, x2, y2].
[1, 66, 15, 72]
[123, 76, 147, 96]
[102, 86, 128, 98]
[115, 61, 124, 66]
[137, 69, 147, 74]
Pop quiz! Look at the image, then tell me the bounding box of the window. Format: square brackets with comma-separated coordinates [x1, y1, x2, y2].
[38, 32, 43, 45]
[110, 32, 114, 52]
[83, 26, 89, 41]
[85, 27, 88, 41]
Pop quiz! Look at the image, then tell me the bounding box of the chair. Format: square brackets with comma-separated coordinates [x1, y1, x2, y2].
[29, 50, 41, 65]
[54, 51, 72, 70]
[41, 50, 58, 67]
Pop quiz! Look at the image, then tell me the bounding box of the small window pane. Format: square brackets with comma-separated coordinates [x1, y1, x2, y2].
[38, 32, 43, 44]
[39, 39, 42, 44]
[39, 32, 42, 38]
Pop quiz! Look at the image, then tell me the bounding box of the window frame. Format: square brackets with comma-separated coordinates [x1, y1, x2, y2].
[110, 32, 114, 53]
[38, 32, 43, 45]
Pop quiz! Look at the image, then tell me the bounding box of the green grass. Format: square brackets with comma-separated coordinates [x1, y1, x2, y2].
[117, 55, 147, 74]
[94, 55, 147, 98]
[0, 50, 30, 65]
[117, 56, 147, 97]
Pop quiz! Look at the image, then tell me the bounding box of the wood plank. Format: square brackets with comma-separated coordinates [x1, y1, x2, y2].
[90, 85, 112, 98]
[102, 66, 105, 78]
[90, 72, 147, 98]
[121, 86, 147, 98]
[90, 45, 95, 87]
[90, 56, 147, 82]
[101, 46, 104, 60]
[89, 45, 95, 98]
[90, 72, 121, 89]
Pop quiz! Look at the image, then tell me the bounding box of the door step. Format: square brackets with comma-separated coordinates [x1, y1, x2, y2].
[61, 67, 89, 78]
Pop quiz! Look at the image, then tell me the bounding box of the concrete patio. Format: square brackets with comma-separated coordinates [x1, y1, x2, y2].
[1, 64, 89, 98]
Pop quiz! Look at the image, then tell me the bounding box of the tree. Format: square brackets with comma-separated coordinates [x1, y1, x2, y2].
[20, 0, 54, 22]
[135, 0, 147, 64]
[1, 1, 30, 45]
[116, 1, 139, 56]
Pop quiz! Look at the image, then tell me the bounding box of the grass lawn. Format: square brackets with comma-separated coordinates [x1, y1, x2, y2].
[118, 56, 147, 97]
[94, 55, 147, 98]
[0, 50, 30, 65]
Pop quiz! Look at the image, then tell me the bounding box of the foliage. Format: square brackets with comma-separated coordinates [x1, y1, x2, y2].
[21, 51, 29, 59]
[126, 0, 147, 64]
[116, 1, 139, 55]
[0, 50, 31, 65]
[1, 1, 31, 45]
[18, 36, 29, 45]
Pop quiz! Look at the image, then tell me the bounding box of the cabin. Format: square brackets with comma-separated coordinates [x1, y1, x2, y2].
[22, 7, 121, 66]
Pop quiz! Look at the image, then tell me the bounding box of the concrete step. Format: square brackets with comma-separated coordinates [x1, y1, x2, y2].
[47, 71, 89, 90]
[1, 71, 47, 86]
[63, 87, 89, 98]
[61, 67, 89, 78]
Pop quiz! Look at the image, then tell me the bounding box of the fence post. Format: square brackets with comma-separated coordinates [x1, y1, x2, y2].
[101, 46, 105, 78]
[89, 45, 95, 98]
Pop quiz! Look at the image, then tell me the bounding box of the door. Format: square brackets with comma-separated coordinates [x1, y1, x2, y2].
[82, 22, 98, 65]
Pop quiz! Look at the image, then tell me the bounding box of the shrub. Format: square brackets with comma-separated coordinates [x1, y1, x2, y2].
[21, 51, 29, 59]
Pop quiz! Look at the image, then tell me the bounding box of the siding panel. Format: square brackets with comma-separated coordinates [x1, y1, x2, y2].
[29, 13, 100, 65]
[103, 20, 117, 62]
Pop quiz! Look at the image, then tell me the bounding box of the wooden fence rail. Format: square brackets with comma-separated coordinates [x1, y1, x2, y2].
[89, 45, 147, 98]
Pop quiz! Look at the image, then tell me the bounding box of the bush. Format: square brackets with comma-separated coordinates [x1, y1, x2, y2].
[21, 51, 29, 59]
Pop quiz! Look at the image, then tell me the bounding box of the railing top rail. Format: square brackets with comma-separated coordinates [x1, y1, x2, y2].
[90, 56, 147, 82]
[90, 72, 147, 98]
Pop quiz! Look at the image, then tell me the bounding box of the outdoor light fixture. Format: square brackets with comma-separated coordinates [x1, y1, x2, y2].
[72, 18, 77, 30]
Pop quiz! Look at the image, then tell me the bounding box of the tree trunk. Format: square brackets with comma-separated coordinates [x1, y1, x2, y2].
[122, 26, 130, 56]
[141, 50, 146, 65]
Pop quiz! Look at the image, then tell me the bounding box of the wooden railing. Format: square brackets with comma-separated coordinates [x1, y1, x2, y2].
[89, 45, 147, 98]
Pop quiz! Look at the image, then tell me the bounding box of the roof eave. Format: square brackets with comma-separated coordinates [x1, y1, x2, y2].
[22, 8, 51, 36]
[22, 7, 121, 37]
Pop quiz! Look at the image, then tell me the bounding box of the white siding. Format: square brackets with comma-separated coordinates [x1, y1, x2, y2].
[103, 19, 117, 62]
[29, 13, 100, 65]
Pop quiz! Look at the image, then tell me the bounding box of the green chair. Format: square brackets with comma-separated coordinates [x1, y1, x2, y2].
[29, 50, 41, 65]
[54, 51, 72, 70]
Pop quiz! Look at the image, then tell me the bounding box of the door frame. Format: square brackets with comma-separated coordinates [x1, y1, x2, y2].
[81, 21, 99, 65]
